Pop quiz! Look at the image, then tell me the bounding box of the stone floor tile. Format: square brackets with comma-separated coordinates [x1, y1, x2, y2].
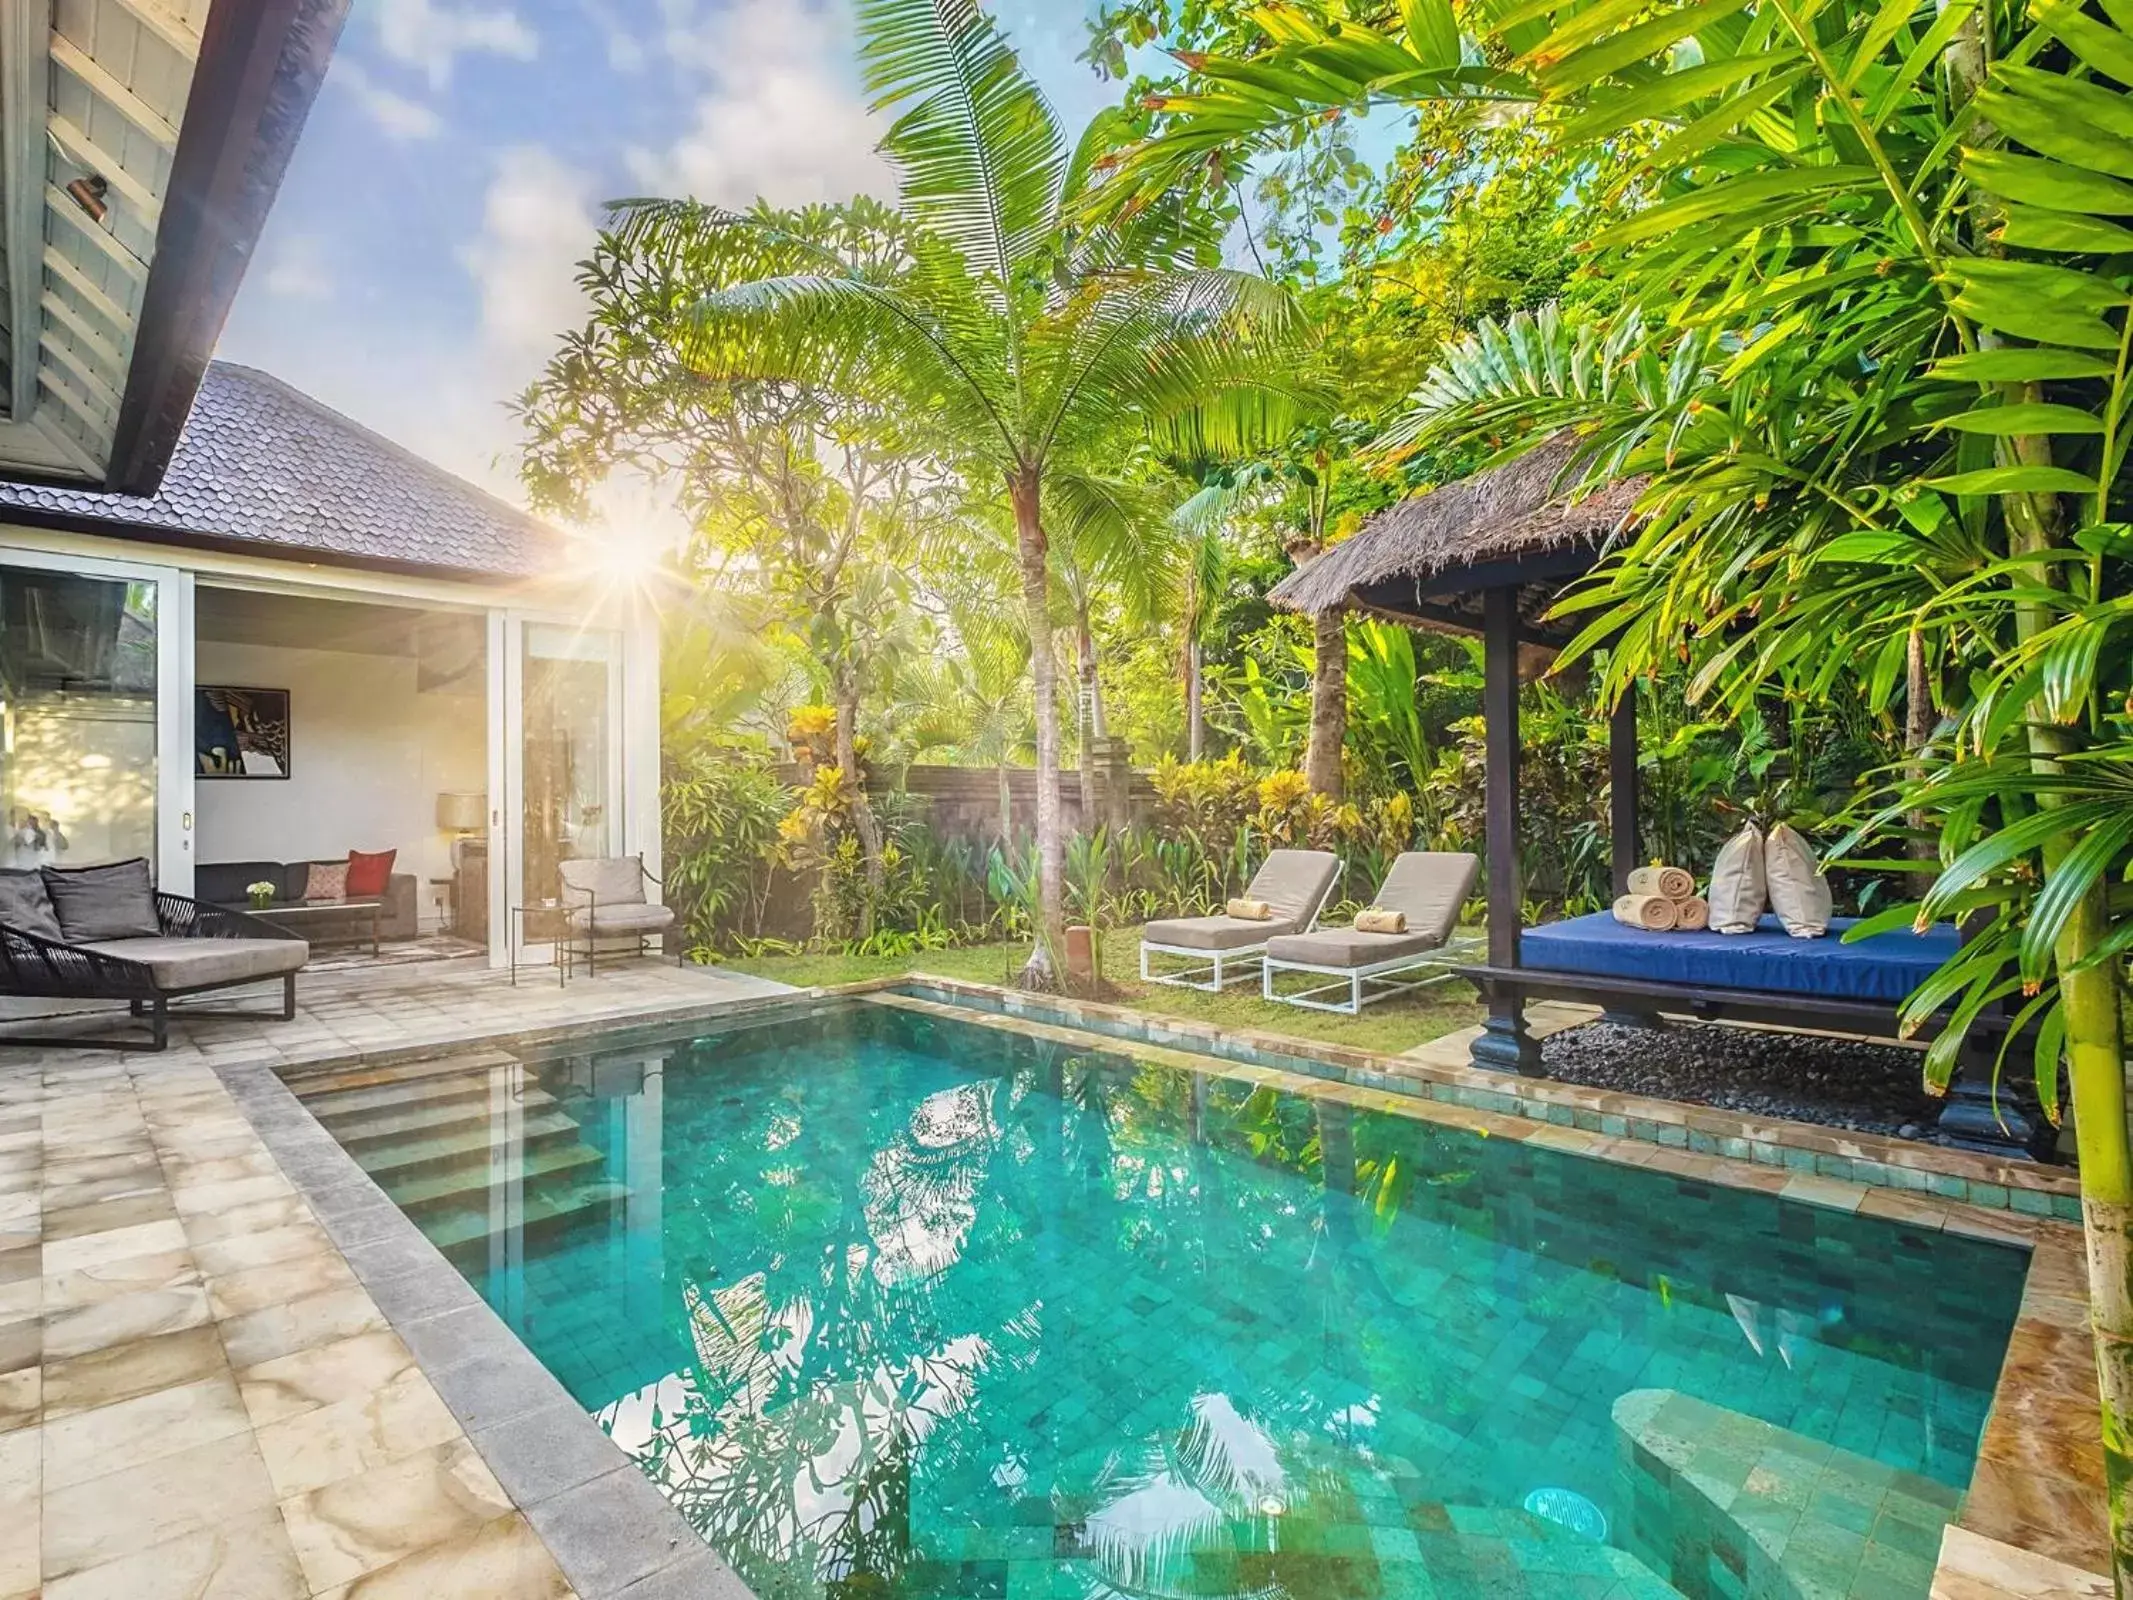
[38, 1510, 307, 1600]
[218, 1285, 387, 1370]
[41, 1282, 212, 1363]
[307, 1513, 572, 1600]
[36, 1190, 176, 1238]
[42, 1246, 199, 1313]
[42, 1371, 253, 1491]
[40, 1428, 277, 1581]
[235, 1328, 419, 1429]
[254, 1365, 462, 1498]
[278, 1438, 514, 1593]
[191, 1222, 333, 1279]
[41, 1323, 228, 1420]
[0, 1367, 34, 1434]
[181, 1193, 315, 1246]
[41, 1217, 189, 1276]
[0, 1425, 36, 1597]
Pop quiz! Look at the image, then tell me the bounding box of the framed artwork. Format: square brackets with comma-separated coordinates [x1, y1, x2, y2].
[196, 686, 291, 778]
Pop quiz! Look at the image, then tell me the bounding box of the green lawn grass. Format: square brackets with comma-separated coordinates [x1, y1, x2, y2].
[720, 927, 1481, 1056]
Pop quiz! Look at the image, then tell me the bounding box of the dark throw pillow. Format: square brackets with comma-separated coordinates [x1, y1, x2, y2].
[42, 858, 158, 941]
[0, 869, 63, 940]
[345, 848, 397, 898]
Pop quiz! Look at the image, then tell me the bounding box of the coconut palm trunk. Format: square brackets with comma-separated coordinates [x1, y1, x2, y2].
[1304, 607, 1347, 799]
[1012, 468, 1066, 980]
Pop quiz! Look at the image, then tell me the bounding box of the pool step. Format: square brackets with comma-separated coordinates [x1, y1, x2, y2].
[284, 1048, 523, 1099]
[381, 1139, 609, 1214]
[350, 1110, 587, 1182]
[299, 1068, 526, 1121]
[318, 1085, 564, 1152]
[423, 1178, 631, 1257]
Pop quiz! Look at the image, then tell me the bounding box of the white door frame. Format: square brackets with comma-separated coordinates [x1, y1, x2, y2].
[0, 543, 195, 893]
[493, 611, 636, 968]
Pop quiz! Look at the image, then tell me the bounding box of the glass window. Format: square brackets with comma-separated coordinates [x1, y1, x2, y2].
[522, 624, 617, 902]
[0, 567, 157, 871]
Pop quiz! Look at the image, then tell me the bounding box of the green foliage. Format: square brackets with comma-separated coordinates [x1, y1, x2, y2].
[661, 748, 792, 955]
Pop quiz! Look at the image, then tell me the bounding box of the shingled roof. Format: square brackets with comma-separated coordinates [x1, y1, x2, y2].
[0, 363, 565, 580]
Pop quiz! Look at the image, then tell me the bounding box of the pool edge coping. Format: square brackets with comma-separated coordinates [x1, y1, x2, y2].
[220, 979, 2105, 1595]
[215, 1051, 761, 1600]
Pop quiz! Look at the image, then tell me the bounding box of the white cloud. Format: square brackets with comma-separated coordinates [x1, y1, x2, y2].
[456, 146, 598, 378]
[625, 0, 893, 208]
[334, 61, 443, 141]
[373, 0, 537, 90]
[262, 233, 334, 300]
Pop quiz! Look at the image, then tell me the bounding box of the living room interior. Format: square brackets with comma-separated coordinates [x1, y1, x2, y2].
[192, 584, 491, 965]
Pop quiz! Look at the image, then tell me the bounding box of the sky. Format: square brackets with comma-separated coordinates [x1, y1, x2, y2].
[216, 0, 1126, 513]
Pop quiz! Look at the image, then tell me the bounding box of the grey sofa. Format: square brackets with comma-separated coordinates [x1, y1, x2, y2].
[0, 862, 308, 1050]
[196, 860, 419, 941]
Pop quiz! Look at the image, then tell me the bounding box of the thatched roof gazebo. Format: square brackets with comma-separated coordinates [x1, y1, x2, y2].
[1269, 433, 1647, 1072]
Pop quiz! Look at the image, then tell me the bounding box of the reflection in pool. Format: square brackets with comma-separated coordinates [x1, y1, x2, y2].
[297, 1002, 2028, 1600]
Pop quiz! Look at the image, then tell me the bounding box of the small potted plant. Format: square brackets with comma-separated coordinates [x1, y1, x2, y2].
[245, 879, 277, 909]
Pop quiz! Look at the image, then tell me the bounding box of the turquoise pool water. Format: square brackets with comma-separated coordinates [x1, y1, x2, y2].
[317, 1003, 2030, 1600]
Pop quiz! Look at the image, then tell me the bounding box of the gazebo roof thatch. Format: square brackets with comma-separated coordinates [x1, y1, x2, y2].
[1267, 433, 1646, 632]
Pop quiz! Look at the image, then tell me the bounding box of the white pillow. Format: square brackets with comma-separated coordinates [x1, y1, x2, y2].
[1764, 822, 1833, 938]
[1708, 824, 1767, 934]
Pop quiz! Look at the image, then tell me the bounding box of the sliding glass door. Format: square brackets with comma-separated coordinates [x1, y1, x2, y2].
[0, 551, 191, 890]
[496, 615, 624, 956]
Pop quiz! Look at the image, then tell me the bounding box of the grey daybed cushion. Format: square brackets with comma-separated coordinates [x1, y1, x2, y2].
[79, 936, 309, 991]
[42, 858, 158, 941]
[1144, 849, 1340, 950]
[1265, 851, 1479, 968]
[0, 869, 63, 940]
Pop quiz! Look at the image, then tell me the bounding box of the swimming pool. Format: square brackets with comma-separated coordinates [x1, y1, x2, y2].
[297, 1001, 2029, 1600]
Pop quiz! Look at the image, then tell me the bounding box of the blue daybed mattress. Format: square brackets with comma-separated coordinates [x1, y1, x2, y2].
[1516, 913, 1958, 1005]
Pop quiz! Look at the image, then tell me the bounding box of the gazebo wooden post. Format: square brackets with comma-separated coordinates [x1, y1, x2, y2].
[1609, 684, 1639, 896]
[1471, 585, 1541, 1073]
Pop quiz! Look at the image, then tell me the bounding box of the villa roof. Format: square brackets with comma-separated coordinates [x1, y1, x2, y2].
[1267, 433, 1646, 635]
[0, 362, 564, 580]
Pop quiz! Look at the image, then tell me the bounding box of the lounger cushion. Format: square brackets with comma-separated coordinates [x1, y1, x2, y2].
[1376, 851, 1479, 944]
[567, 902, 674, 935]
[79, 936, 309, 991]
[43, 858, 158, 941]
[0, 870, 62, 940]
[1266, 927, 1448, 966]
[1243, 849, 1342, 927]
[1141, 915, 1284, 952]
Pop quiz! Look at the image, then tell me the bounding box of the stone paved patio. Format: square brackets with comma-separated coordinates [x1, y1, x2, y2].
[0, 956, 790, 1600]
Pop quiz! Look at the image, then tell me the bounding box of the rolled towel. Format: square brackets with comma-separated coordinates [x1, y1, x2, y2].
[1613, 893, 1681, 931]
[1627, 864, 1697, 901]
[1226, 897, 1272, 921]
[1675, 895, 1710, 931]
[1354, 907, 1407, 934]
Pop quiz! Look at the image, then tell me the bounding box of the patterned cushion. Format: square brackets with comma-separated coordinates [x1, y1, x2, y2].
[0, 869, 62, 940]
[304, 861, 350, 901]
[41, 859, 158, 941]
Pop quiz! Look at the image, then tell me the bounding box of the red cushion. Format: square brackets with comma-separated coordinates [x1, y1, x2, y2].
[345, 849, 396, 897]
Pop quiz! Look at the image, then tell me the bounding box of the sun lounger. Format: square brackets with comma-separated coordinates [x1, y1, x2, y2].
[1261, 851, 1479, 1013]
[1139, 849, 1341, 992]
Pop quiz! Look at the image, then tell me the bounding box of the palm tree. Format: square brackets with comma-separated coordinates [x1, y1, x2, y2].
[662, 0, 1307, 983]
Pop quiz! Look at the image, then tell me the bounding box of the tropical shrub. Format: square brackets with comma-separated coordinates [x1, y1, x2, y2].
[662, 750, 792, 955]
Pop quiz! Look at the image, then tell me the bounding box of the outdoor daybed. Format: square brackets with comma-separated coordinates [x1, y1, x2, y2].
[1140, 849, 1341, 992]
[1456, 911, 2051, 1155]
[1262, 851, 1479, 1013]
[0, 861, 308, 1051]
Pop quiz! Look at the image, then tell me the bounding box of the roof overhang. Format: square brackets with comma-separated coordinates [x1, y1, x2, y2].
[0, 0, 346, 494]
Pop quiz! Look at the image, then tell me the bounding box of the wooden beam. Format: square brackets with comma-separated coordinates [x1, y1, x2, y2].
[45, 245, 136, 338]
[42, 289, 128, 375]
[40, 330, 124, 415]
[106, 0, 351, 495]
[1, 4, 46, 419]
[1609, 682, 1640, 897]
[1471, 584, 1540, 1073]
[47, 185, 152, 283]
[106, 0, 205, 63]
[49, 114, 164, 230]
[49, 33, 181, 149]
